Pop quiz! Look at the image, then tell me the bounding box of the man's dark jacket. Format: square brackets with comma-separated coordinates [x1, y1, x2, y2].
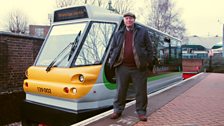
[109, 24, 153, 70]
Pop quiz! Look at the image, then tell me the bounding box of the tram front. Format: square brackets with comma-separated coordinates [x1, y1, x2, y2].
[23, 5, 122, 115]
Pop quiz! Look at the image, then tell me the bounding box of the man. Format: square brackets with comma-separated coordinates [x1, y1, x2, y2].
[109, 12, 153, 121]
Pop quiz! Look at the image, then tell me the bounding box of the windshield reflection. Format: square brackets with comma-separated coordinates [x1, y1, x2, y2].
[36, 23, 86, 67]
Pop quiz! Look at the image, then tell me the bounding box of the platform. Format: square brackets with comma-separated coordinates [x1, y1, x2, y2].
[72, 73, 224, 126]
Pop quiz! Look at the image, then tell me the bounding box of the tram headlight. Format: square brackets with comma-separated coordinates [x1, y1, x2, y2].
[79, 74, 84, 82]
[71, 88, 77, 94]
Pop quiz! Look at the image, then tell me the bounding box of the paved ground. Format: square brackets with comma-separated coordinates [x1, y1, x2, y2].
[0, 91, 24, 126]
[135, 73, 224, 126]
[15, 73, 222, 126]
[75, 72, 206, 126]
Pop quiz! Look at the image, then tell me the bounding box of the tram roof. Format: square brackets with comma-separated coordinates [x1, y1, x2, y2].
[53, 5, 123, 23]
[52, 5, 181, 42]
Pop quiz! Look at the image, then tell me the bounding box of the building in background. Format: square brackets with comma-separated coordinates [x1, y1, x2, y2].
[29, 25, 50, 38]
[182, 35, 222, 49]
[182, 35, 224, 73]
[182, 35, 223, 57]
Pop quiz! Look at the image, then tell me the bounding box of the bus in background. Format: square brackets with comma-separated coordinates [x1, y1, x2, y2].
[22, 5, 182, 125]
[181, 44, 206, 79]
[211, 41, 223, 56]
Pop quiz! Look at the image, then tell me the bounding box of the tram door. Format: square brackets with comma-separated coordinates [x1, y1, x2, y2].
[104, 21, 124, 84]
[104, 21, 136, 100]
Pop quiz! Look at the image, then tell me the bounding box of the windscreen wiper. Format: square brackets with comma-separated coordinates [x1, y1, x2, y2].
[46, 31, 81, 72]
[68, 31, 81, 61]
[51, 31, 81, 67]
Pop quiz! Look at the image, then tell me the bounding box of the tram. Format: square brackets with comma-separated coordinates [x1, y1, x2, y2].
[23, 5, 182, 125]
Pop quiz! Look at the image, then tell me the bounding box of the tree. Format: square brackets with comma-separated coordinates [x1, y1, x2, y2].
[55, 0, 132, 15]
[112, 0, 133, 14]
[56, 0, 73, 8]
[7, 10, 28, 34]
[147, 0, 186, 39]
[56, 0, 106, 8]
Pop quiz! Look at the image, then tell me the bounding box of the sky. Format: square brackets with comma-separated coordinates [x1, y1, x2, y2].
[174, 0, 224, 37]
[0, 0, 224, 37]
[0, 0, 55, 29]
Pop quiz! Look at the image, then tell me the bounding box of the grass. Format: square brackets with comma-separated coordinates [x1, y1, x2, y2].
[147, 72, 181, 82]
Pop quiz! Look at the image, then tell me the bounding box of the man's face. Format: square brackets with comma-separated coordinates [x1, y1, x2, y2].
[123, 16, 135, 28]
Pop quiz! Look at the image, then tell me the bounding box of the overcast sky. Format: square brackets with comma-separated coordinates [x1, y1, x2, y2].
[174, 0, 224, 37]
[0, 0, 224, 37]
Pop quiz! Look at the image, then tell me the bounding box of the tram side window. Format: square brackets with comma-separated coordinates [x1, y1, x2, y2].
[170, 38, 176, 59]
[74, 22, 116, 66]
[171, 39, 181, 59]
[147, 30, 156, 52]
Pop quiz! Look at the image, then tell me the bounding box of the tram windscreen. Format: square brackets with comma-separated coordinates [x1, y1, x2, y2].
[35, 23, 86, 67]
[73, 22, 116, 66]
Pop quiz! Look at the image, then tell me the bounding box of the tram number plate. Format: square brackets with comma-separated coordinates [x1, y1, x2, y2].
[37, 87, 52, 94]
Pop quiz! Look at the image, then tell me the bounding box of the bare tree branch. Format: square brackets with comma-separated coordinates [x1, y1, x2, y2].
[7, 10, 28, 34]
[55, 0, 132, 15]
[56, 0, 108, 8]
[112, 0, 133, 14]
[56, 0, 73, 8]
[147, 0, 186, 39]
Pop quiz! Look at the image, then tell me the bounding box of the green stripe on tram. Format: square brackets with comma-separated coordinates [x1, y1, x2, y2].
[147, 72, 181, 82]
[103, 70, 181, 90]
[103, 69, 117, 90]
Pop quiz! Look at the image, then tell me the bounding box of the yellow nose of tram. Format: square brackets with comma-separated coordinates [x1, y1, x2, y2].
[23, 65, 101, 99]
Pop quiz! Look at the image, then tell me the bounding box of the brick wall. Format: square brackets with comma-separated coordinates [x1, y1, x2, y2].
[0, 42, 8, 90]
[0, 32, 44, 92]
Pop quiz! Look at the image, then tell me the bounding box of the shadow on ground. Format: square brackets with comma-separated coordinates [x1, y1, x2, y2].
[0, 91, 25, 125]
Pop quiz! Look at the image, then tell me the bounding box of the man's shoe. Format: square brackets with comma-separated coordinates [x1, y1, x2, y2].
[138, 115, 147, 121]
[110, 112, 122, 119]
